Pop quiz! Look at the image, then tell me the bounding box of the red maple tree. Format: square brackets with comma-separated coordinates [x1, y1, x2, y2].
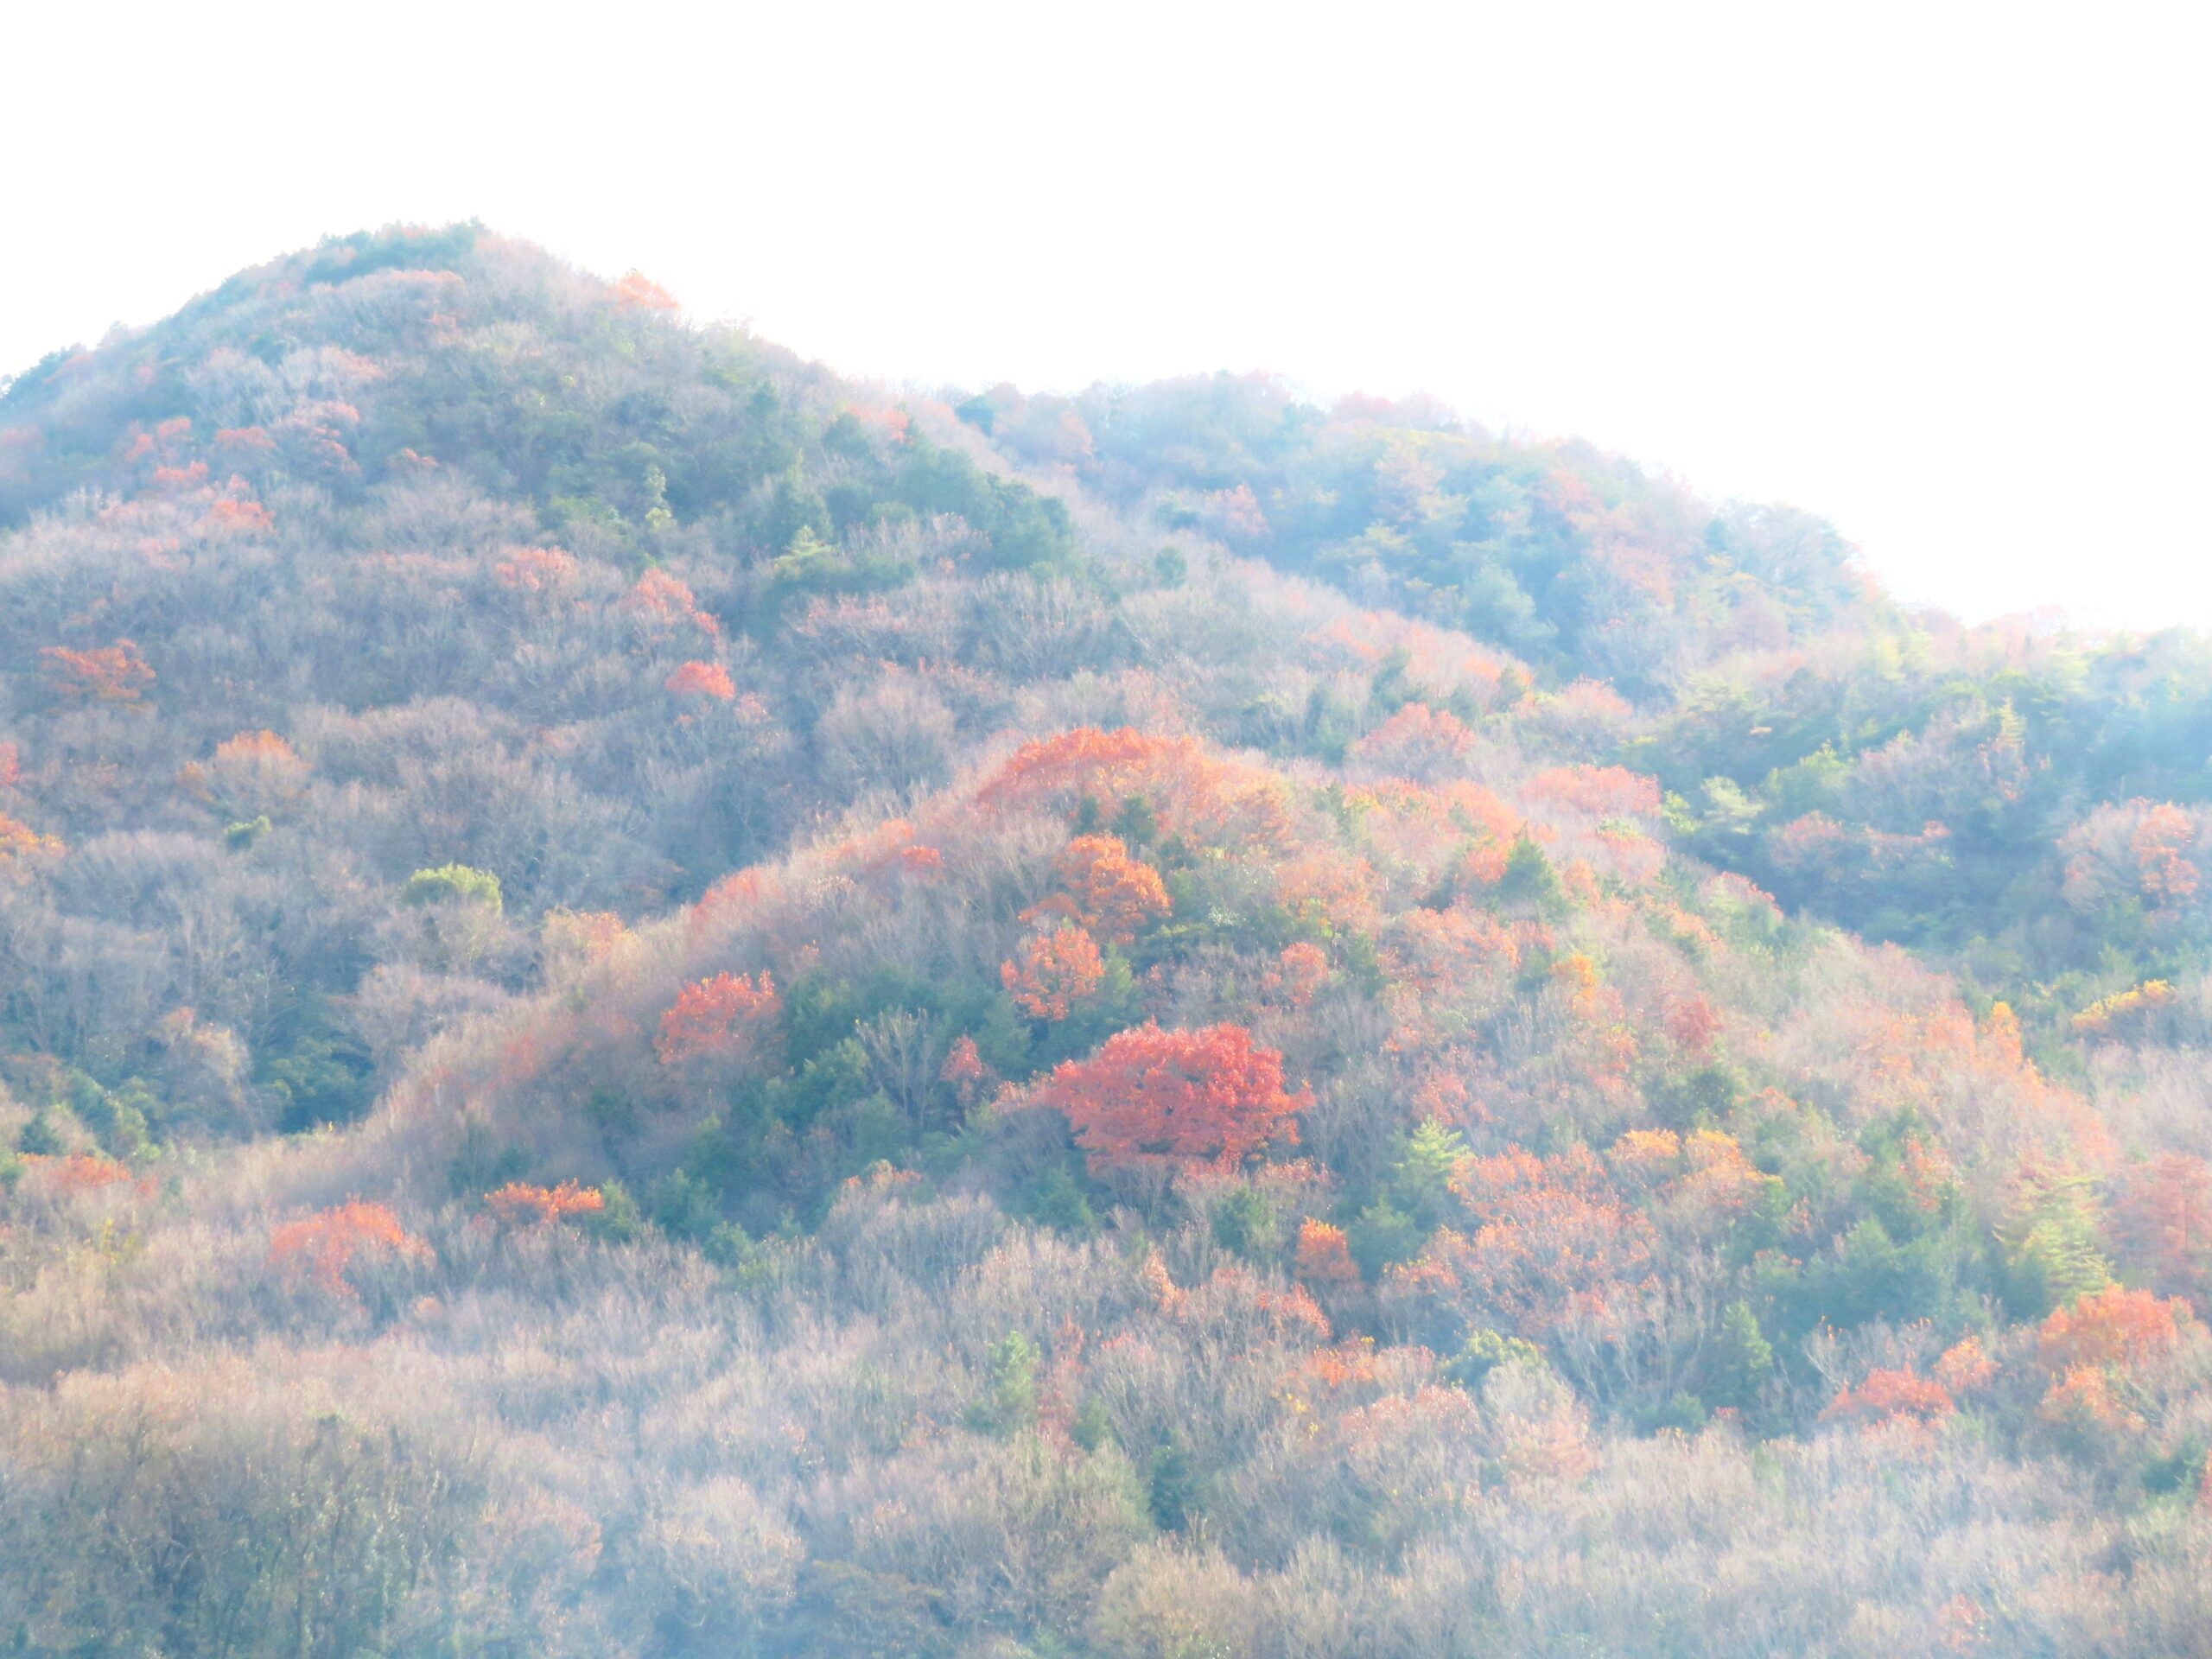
[269, 1201, 432, 1298]
[1036, 1023, 1306, 1172]
[657, 970, 782, 1068]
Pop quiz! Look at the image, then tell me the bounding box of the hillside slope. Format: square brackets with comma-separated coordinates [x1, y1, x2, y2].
[2, 226, 2209, 1657]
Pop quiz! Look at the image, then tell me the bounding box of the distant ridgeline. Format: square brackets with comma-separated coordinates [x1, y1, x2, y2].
[0, 225, 2208, 1657]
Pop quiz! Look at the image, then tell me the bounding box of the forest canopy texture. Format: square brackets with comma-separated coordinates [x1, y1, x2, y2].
[3, 225, 2212, 1656]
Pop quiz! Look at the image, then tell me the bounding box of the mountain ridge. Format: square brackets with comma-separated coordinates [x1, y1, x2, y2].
[1, 225, 2209, 1656]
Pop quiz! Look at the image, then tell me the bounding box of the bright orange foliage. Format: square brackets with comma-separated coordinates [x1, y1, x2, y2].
[1037, 1022, 1307, 1172]
[1029, 834, 1170, 944]
[664, 660, 736, 700]
[41, 639, 155, 704]
[1295, 1218, 1360, 1287]
[1934, 1336, 1997, 1396]
[979, 727, 1287, 847]
[1139, 1249, 1185, 1312]
[269, 1201, 431, 1298]
[1002, 923, 1106, 1020]
[657, 970, 782, 1068]
[2037, 1285, 2187, 1373]
[982, 728, 1184, 810]
[1821, 1367, 1955, 1426]
[485, 1181, 606, 1225]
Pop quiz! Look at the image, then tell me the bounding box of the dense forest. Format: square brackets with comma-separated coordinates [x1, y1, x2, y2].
[2, 225, 2210, 1656]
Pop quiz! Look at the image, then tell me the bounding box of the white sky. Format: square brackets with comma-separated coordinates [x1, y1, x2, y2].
[5, 2, 2207, 630]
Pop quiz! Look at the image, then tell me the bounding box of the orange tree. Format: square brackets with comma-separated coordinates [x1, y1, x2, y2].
[1034, 1022, 1306, 1172]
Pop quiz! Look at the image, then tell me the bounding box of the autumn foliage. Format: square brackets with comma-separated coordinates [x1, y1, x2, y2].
[664, 660, 736, 700]
[625, 569, 718, 637]
[2113, 1153, 2212, 1301]
[656, 970, 782, 1067]
[8, 225, 2212, 1653]
[0, 812, 63, 865]
[41, 639, 155, 703]
[182, 729, 310, 816]
[1822, 1368, 1956, 1427]
[613, 270, 681, 312]
[1295, 1218, 1360, 1287]
[494, 545, 578, 593]
[268, 1201, 431, 1298]
[31, 1151, 135, 1193]
[980, 727, 1287, 846]
[2037, 1285, 2188, 1373]
[1027, 834, 1170, 943]
[1350, 702, 1475, 772]
[1036, 1023, 1306, 1171]
[1001, 923, 1105, 1020]
[485, 1181, 607, 1225]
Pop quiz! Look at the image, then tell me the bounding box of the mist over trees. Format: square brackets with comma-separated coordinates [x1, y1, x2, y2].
[3, 225, 2212, 1656]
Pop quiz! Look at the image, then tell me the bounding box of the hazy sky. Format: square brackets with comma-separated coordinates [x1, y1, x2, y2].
[6, 3, 2207, 629]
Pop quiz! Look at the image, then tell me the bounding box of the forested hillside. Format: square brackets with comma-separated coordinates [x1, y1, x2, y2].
[2, 225, 2209, 1656]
